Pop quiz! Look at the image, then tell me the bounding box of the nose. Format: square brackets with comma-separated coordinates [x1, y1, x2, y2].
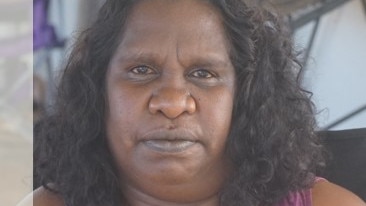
[149, 87, 196, 119]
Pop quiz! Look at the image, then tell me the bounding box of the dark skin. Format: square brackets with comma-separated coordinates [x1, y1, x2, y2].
[28, 0, 366, 205]
[106, 0, 234, 205]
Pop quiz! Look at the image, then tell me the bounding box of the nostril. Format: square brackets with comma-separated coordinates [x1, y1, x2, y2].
[148, 89, 197, 119]
[186, 94, 196, 114]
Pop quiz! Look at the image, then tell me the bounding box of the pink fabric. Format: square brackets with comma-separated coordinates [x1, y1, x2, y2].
[273, 177, 326, 206]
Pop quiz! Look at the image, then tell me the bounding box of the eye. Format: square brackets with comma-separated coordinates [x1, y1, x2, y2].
[130, 65, 155, 75]
[189, 69, 215, 79]
[126, 65, 158, 82]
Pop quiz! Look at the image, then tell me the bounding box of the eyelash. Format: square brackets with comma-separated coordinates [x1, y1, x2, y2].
[189, 69, 216, 79]
[127, 65, 217, 83]
[130, 65, 156, 75]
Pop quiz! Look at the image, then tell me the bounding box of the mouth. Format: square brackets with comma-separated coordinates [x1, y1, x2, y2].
[139, 129, 200, 153]
[144, 139, 196, 153]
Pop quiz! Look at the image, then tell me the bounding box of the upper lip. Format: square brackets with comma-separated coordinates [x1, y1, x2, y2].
[139, 128, 198, 142]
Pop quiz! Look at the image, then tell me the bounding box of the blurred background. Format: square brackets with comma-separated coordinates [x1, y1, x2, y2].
[0, 0, 365, 205]
[0, 0, 32, 205]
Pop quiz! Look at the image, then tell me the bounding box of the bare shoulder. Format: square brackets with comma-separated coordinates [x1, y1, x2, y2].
[312, 180, 366, 206]
[17, 187, 65, 206]
[34, 186, 65, 206]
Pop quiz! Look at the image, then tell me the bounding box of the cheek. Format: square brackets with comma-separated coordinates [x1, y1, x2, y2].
[106, 81, 149, 123]
[106, 92, 131, 151]
[108, 94, 134, 122]
[105, 84, 147, 147]
[105, 84, 151, 174]
[198, 87, 234, 150]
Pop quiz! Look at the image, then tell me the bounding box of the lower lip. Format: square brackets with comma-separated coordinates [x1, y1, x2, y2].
[143, 140, 196, 153]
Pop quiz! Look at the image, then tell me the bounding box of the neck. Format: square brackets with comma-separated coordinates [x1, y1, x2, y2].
[122, 184, 221, 206]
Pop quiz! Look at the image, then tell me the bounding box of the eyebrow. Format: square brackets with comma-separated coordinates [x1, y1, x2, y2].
[114, 50, 232, 69]
[115, 52, 162, 64]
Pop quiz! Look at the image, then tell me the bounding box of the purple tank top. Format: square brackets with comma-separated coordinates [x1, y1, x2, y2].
[273, 177, 326, 206]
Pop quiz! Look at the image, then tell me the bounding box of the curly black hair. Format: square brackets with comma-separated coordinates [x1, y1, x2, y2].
[34, 0, 325, 205]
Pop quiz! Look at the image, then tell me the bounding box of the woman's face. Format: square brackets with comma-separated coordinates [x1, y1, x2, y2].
[106, 0, 235, 202]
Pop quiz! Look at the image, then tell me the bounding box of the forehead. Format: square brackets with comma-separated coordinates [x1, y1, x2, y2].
[126, 0, 222, 27]
[113, 0, 231, 63]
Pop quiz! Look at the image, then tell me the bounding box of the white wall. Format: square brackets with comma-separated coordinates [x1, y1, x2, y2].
[295, 0, 366, 130]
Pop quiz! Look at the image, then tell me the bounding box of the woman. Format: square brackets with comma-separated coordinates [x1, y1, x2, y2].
[31, 0, 365, 205]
